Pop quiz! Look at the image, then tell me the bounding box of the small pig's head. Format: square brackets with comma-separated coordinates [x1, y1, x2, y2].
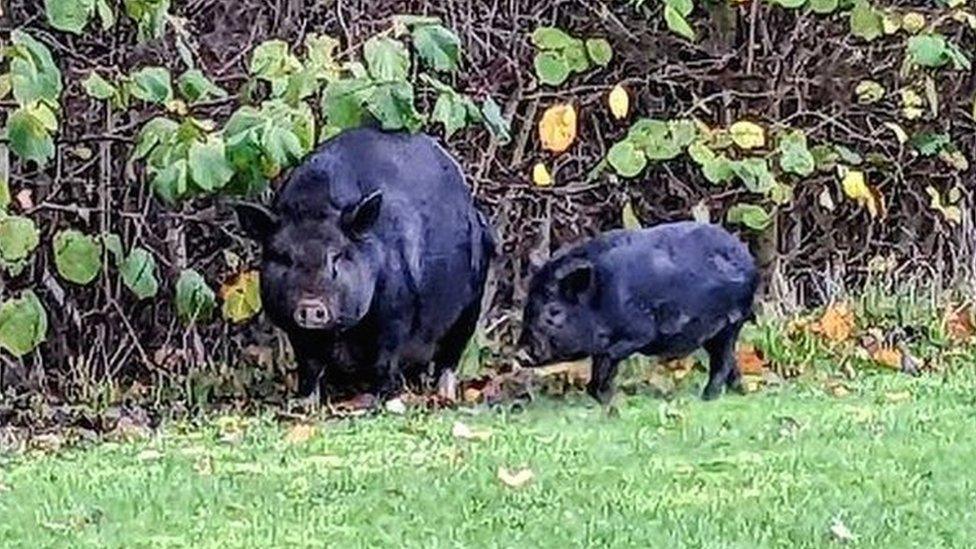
[233, 191, 384, 331]
[518, 256, 598, 365]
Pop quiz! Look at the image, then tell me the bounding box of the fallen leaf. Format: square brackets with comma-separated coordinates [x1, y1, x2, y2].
[538, 103, 577, 154]
[384, 398, 407, 415]
[729, 120, 765, 149]
[811, 302, 856, 343]
[840, 168, 883, 218]
[532, 162, 552, 186]
[284, 423, 317, 444]
[946, 305, 975, 342]
[497, 466, 534, 488]
[137, 449, 163, 461]
[452, 421, 491, 441]
[608, 84, 629, 120]
[830, 518, 856, 542]
[736, 344, 766, 375]
[828, 383, 851, 398]
[462, 387, 482, 403]
[872, 347, 902, 370]
[621, 200, 641, 229]
[882, 122, 908, 145]
[885, 390, 911, 403]
[220, 270, 262, 323]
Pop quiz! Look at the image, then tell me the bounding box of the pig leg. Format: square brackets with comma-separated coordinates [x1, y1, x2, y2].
[587, 355, 621, 406]
[702, 322, 743, 400]
[432, 301, 482, 402]
[370, 347, 404, 401]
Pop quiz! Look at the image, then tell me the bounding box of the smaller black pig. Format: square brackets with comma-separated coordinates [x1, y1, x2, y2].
[519, 221, 758, 404]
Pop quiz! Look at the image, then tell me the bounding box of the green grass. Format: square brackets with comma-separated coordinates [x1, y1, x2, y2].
[3, 367, 976, 548]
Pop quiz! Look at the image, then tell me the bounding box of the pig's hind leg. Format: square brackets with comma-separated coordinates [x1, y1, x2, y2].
[701, 321, 744, 401]
[431, 300, 483, 402]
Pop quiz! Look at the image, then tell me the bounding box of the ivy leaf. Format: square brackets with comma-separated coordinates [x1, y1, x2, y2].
[54, 229, 102, 285]
[102, 233, 124, 264]
[45, 0, 95, 34]
[584, 39, 613, 67]
[850, 0, 883, 42]
[622, 200, 641, 229]
[132, 116, 179, 161]
[910, 132, 950, 156]
[129, 66, 173, 104]
[432, 92, 470, 139]
[729, 121, 766, 149]
[177, 69, 227, 103]
[367, 82, 424, 132]
[855, 80, 884, 104]
[808, 0, 839, 13]
[220, 270, 262, 323]
[249, 40, 301, 88]
[120, 247, 159, 300]
[176, 269, 216, 325]
[412, 24, 461, 72]
[607, 141, 648, 178]
[304, 34, 342, 81]
[774, 0, 807, 8]
[480, 97, 511, 144]
[0, 179, 9, 212]
[778, 130, 816, 177]
[0, 291, 48, 357]
[727, 204, 773, 231]
[364, 37, 410, 81]
[732, 158, 777, 194]
[664, 5, 696, 41]
[534, 52, 570, 86]
[10, 31, 63, 106]
[151, 158, 189, 203]
[7, 104, 57, 166]
[531, 27, 576, 49]
[83, 71, 117, 101]
[95, 0, 115, 29]
[0, 215, 40, 265]
[123, 0, 170, 42]
[321, 78, 372, 135]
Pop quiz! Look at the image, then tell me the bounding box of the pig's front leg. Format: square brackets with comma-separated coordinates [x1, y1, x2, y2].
[370, 346, 404, 401]
[288, 353, 324, 412]
[587, 355, 620, 406]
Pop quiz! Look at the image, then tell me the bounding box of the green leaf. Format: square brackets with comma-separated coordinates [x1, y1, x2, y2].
[0, 74, 10, 101]
[249, 40, 301, 85]
[907, 35, 949, 67]
[585, 39, 613, 67]
[304, 34, 342, 81]
[188, 135, 234, 192]
[132, 116, 179, 161]
[834, 144, 863, 165]
[366, 82, 424, 132]
[664, 5, 697, 41]
[123, 0, 170, 42]
[220, 271, 262, 323]
[855, 80, 884, 104]
[0, 179, 9, 212]
[151, 158, 189, 203]
[850, 0, 883, 42]
[811, 144, 840, 172]
[82, 72, 117, 101]
[45, 0, 95, 34]
[102, 233, 124, 264]
[667, 0, 694, 16]
[95, 0, 115, 29]
[432, 93, 469, 139]
[54, 229, 102, 285]
[129, 66, 173, 104]
[701, 155, 736, 184]
[607, 141, 648, 178]
[0, 291, 47, 357]
[321, 78, 372, 134]
[176, 269, 216, 325]
[563, 41, 590, 73]
[910, 132, 950, 156]
[774, 0, 807, 8]
[808, 0, 839, 13]
[534, 52, 570, 86]
[10, 31, 63, 106]
[412, 24, 461, 72]
[120, 247, 159, 300]
[668, 119, 698, 148]
[530, 27, 576, 50]
[177, 69, 227, 103]
[778, 130, 816, 177]
[364, 37, 410, 81]
[727, 203, 773, 231]
[7, 104, 57, 166]
[480, 97, 511, 144]
[732, 158, 777, 194]
[0, 215, 40, 264]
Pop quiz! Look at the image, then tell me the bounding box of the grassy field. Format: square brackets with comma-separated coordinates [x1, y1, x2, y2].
[3, 366, 976, 548]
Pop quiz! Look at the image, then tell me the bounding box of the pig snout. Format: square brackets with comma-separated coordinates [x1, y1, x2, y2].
[294, 298, 332, 329]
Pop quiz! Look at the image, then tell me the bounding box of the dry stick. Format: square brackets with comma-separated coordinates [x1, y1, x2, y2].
[746, 0, 758, 75]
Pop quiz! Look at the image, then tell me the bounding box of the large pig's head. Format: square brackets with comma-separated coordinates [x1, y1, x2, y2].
[518, 256, 598, 365]
[233, 191, 383, 331]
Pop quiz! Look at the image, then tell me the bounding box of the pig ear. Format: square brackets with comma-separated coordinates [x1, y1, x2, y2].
[342, 190, 383, 235]
[555, 259, 594, 301]
[232, 202, 278, 241]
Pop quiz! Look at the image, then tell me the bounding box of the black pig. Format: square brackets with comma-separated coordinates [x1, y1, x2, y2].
[233, 127, 495, 404]
[519, 221, 758, 403]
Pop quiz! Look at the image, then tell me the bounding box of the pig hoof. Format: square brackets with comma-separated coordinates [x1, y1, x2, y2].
[436, 369, 459, 403]
[727, 379, 747, 395]
[602, 403, 620, 418]
[288, 394, 321, 413]
[701, 385, 723, 401]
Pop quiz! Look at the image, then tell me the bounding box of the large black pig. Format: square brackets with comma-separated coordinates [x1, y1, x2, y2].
[519, 221, 758, 404]
[233, 127, 495, 404]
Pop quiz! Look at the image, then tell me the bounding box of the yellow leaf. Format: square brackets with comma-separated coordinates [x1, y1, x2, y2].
[810, 302, 855, 343]
[729, 120, 765, 149]
[872, 347, 902, 369]
[284, 423, 317, 444]
[901, 12, 925, 33]
[882, 122, 908, 145]
[532, 162, 552, 186]
[621, 200, 641, 229]
[220, 270, 262, 323]
[840, 169, 883, 218]
[608, 84, 629, 120]
[881, 12, 902, 34]
[926, 186, 962, 225]
[497, 467, 534, 488]
[538, 103, 577, 154]
[953, 10, 976, 29]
